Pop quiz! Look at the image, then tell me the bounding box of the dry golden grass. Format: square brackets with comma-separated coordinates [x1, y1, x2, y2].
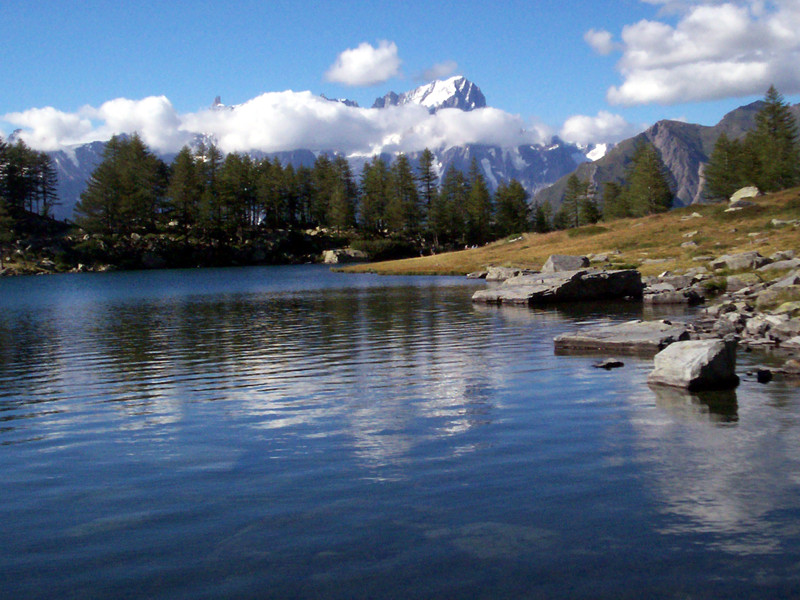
[342, 187, 800, 277]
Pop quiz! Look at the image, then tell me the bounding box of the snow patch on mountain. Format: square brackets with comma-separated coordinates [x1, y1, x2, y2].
[372, 76, 486, 113]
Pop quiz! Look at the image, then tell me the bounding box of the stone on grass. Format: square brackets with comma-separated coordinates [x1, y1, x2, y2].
[730, 186, 760, 202]
[758, 258, 800, 272]
[647, 339, 739, 391]
[710, 251, 770, 271]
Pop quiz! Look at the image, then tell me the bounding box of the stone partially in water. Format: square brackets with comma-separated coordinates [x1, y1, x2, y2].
[648, 339, 739, 391]
[472, 269, 643, 306]
[555, 319, 692, 355]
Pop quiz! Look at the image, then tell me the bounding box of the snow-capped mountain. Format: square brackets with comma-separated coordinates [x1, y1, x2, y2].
[372, 76, 486, 112]
[45, 78, 596, 221]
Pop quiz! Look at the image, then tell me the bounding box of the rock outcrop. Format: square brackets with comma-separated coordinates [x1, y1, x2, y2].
[647, 339, 739, 390]
[554, 319, 693, 355]
[472, 269, 643, 306]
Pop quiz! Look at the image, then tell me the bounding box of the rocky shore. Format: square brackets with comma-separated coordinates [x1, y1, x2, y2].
[472, 251, 800, 387]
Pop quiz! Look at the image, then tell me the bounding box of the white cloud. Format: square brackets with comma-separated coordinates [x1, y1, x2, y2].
[325, 40, 402, 87]
[584, 29, 618, 55]
[420, 60, 459, 81]
[559, 111, 645, 146]
[2, 106, 95, 151]
[3, 96, 191, 153]
[2, 91, 548, 157]
[606, 1, 800, 105]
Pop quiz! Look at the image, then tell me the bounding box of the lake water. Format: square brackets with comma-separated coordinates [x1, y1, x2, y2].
[2, 265, 800, 599]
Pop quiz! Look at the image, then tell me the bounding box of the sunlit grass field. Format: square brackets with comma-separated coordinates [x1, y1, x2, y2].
[342, 187, 800, 277]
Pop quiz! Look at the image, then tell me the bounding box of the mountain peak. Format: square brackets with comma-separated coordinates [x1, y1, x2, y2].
[372, 76, 486, 113]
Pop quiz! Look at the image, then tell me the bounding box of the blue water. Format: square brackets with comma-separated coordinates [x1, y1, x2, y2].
[1, 265, 800, 599]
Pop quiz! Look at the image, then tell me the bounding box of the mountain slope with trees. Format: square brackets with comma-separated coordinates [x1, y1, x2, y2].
[534, 94, 800, 211]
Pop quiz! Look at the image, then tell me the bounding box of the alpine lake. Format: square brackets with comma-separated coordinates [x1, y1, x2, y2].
[2, 264, 800, 599]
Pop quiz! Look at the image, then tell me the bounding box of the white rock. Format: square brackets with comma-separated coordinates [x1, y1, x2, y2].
[648, 339, 739, 390]
[730, 186, 761, 202]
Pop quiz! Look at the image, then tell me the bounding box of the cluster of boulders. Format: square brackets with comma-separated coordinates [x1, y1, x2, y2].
[471, 254, 644, 306]
[474, 250, 800, 389]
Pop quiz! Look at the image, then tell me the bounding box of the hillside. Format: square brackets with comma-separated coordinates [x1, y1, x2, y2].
[342, 187, 800, 277]
[534, 102, 800, 210]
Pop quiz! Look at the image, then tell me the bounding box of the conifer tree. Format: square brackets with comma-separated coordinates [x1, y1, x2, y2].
[601, 181, 629, 220]
[329, 155, 357, 231]
[311, 155, 335, 227]
[386, 154, 420, 235]
[494, 179, 529, 237]
[417, 148, 437, 218]
[578, 181, 601, 225]
[625, 141, 672, 216]
[359, 157, 390, 234]
[746, 85, 800, 192]
[531, 200, 551, 233]
[197, 143, 224, 238]
[466, 158, 492, 244]
[431, 167, 468, 246]
[166, 146, 202, 238]
[559, 174, 586, 229]
[703, 133, 756, 200]
[75, 135, 126, 234]
[0, 197, 14, 268]
[32, 152, 59, 217]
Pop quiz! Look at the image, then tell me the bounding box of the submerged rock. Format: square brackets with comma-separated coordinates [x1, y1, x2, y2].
[593, 358, 625, 369]
[554, 319, 692, 355]
[647, 339, 739, 391]
[472, 269, 643, 306]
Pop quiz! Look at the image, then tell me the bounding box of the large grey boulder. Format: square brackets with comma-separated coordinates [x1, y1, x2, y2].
[472, 269, 643, 306]
[542, 254, 589, 273]
[710, 251, 770, 271]
[554, 319, 692, 355]
[647, 339, 739, 390]
[758, 258, 800, 272]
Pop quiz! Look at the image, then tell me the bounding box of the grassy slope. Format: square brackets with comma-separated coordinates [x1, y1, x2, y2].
[343, 187, 800, 277]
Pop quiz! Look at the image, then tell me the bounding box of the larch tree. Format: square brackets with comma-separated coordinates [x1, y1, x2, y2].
[746, 85, 800, 192]
[466, 158, 492, 245]
[494, 179, 529, 237]
[625, 141, 672, 216]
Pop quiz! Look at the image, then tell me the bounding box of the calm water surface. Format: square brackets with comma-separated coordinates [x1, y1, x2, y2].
[1, 265, 800, 599]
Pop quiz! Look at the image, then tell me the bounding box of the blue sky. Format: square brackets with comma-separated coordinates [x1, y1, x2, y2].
[2, 0, 799, 153]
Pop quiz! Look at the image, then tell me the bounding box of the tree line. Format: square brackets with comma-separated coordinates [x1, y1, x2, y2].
[0, 137, 59, 219]
[704, 86, 800, 199]
[552, 87, 800, 228]
[75, 136, 536, 249]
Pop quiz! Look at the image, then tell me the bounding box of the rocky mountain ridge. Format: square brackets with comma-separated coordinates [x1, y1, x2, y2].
[534, 101, 800, 210]
[43, 77, 596, 221]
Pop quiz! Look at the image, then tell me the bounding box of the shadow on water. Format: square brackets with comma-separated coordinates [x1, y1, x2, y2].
[649, 384, 739, 424]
